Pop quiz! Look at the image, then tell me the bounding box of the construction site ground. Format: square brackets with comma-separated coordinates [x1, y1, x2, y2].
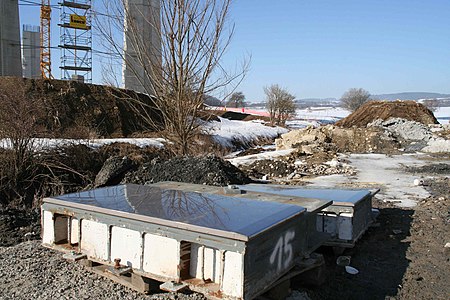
[0, 83, 449, 299]
[0, 152, 448, 300]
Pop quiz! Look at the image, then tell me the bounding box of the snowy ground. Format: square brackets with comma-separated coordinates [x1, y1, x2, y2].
[0, 118, 287, 151]
[0, 137, 167, 150]
[226, 148, 295, 166]
[434, 106, 450, 124]
[307, 153, 432, 208]
[204, 117, 288, 148]
[228, 150, 436, 208]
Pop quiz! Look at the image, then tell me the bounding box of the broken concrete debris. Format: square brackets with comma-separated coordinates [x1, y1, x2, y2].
[275, 100, 448, 157]
[276, 118, 449, 155]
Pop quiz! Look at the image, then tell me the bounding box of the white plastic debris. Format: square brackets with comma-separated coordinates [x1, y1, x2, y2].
[413, 179, 424, 186]
[345, 266, 359, 275]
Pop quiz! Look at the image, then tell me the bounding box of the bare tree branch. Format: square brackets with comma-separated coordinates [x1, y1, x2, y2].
[95, 0, 249, 154]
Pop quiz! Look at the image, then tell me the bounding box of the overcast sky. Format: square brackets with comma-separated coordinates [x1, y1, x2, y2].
[19, 0, 450, 101]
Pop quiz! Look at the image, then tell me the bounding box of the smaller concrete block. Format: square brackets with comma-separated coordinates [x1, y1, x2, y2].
[160, 281, 189, 293]
[106, 266, 133, 276]
[63, 252, 87, 262]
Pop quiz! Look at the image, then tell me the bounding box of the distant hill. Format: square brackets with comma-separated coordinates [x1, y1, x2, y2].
[371, 92, 450, 101]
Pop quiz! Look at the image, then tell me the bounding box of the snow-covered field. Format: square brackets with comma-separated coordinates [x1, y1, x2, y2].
[434, 106, 450, 124]
[245, 105, 450, 126]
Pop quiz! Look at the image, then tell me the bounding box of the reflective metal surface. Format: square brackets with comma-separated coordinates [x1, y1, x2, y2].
[236, 184, 372, 206]
[53, 184, 306, 237]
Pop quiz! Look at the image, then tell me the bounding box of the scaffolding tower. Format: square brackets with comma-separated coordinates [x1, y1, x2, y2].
[58, 0, 92, 82]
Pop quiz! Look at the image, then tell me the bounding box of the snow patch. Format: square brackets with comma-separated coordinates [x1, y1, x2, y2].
[226, 148, 295, 167]
[0, 138, 166, 150]
[205, 117, 288, 148]
[422, 138, 450, 153]
[307, 154, 431, 208]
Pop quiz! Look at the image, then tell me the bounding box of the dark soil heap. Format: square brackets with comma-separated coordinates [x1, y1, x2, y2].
[0, 76, 161, 138]
[336, 100, 439, 128]
[123, 155, 251, 186]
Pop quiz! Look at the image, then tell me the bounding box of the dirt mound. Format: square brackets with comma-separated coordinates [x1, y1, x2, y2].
[123, 155, 251, 186]
[336, 100, 439, 128]
[0, 76, 161, 138]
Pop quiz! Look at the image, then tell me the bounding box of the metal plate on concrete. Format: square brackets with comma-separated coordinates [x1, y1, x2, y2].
[236, 184, 372, 207]
[44, 184, 306, 240]
[152, 181, 332, 213]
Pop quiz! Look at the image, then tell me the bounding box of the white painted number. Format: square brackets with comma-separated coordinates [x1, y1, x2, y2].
[269, 230, 296, 271]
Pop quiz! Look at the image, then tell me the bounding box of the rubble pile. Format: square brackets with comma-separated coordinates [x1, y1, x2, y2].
[240, 153, 355, 181]
[276, 125, 400, 154]
[367, 118, 434, 141]
[276, 101, 449, 155]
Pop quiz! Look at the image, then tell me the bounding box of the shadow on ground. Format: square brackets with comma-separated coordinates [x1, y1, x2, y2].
[297, 206, 413, 300]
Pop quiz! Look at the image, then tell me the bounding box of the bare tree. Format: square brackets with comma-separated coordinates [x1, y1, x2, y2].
[227, 91, 245, 108]
[264, 84, 296, 126]
[95, 0, 248, 155]
[340, 88, 371, 112]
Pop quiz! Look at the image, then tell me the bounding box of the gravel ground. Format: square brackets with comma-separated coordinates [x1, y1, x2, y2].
[0, 241, 205, 300]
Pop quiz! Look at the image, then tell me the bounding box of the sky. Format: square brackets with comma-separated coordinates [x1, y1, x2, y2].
[18, 0, 450, 102]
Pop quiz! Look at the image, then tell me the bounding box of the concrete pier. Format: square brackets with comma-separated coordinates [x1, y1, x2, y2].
[123, 0, 161, 94]
[0, 0, 22, 77]
[22, 25, 41, 79]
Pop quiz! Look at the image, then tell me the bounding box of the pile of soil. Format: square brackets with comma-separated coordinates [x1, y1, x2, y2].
[0, 76, 161, 138]
[123, 155, 251, 186]
[336, 100, 439, 128]
[241, 159, 296, 179]
[0, 143, 169, 209]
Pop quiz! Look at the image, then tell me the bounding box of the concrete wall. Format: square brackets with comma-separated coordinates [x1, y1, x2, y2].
[142, 233, 179, 278]
[111, 226, 142, 268]
[42, 210, 55, 244]
[22, 25, 40, 79]
[41, 208, 247, 298]
[190, 244, 221, 283]
[123, 0, 161, 94]
[0, 0, 22, 76]
[81, 219, 109, 260]
[70, 218, 79, 244]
